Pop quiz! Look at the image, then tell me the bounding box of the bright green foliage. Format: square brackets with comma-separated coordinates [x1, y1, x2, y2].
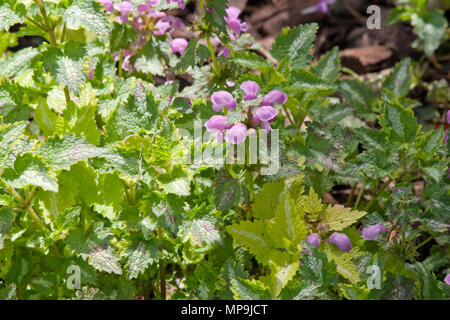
[0, 0, 26, 32]
[62, 0, 111, 35]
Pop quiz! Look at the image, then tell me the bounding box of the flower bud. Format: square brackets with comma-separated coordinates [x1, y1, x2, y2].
[362, 224, 388, 241]
[307, 233, 321, 248]
[328, 232, 352, 252]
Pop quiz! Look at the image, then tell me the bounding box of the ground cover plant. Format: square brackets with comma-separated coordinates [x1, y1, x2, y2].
[0, 0, 449, 300]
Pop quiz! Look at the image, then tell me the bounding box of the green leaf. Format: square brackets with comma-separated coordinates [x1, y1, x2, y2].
[230, 51, 269, 70]
[339, 79, 376, 113]
[226, 220, 272, 265]
[213, 169, 249, 211]
[252, 181, 285, 219]
[205, 0, 229, 36]
[230, 278, 272, 300]
[126, 240, 159, 280]
[63, 0, 111, 35]
[0, 208, 15, 249]
[321, 204, 367, 231]
[110, 22, 137, 52]
[271, 192, 308, 249]
[310, 46, 340, 82]
[411, 10, 448, 56]
[157, 165, 191, 196]
[382, 58, 412, 97]
[0, 121, 27, 167]
[67, 223, 122, 275]
[226, 110, 246, 125]
[323, 244, 363, 283]
[379, 100, 419, 145]
[0, 47, 40, 78]
[37, 135, 108, 170]
[2, 153, 58, 192]
[104, 84, 158, 142]
[181, 218, 221, 247]
[42, 42, 87, 95]
[271, 24, 318, 67]
[414, 262, 446, 299]
[299, 242, 339, 286]
[0, 0, 26, 32]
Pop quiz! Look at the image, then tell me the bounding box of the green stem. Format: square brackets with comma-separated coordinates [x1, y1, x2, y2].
[157, 226, 166, 300]
[415, 235, 434, 250]
[345, 183, 357, 207]
[200, 0, 220, 77]
[35, 0, 72, 107]
[205, 35, 220, 77]
[7, 185, 45, 230]
[354, 183, 365, 210]
[363, 177, 393, 212]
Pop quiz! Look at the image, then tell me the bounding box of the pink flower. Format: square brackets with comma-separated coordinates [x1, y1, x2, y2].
[225, 123, 247, 144]
[328, 232, 352, 252]
[137, 0, 161, 13]
[205, 115, 232, 143]
[307, 233, 321, 248]
[247, 128, 257, 136]
[211, 91, 236, 112]
[261, 90, 288, 107]
[253, 106, 279, 132]
[362, 224, 388, 241]
[117, 1, 133, 24]
[218, 46, 231, 58]
[170, 38, 188, 54]
[445, 274, 450, 285]
[225, 6, 247, 41]
[240, 81, 260, 101]
[167, 0, 186, 9]
[154, 20, 171, 35]
[98, 0, 114, 12]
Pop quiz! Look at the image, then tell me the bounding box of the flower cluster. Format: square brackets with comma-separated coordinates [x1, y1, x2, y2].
[307, 221, 388, 252]
[205, 82, 287, 144]
[97, 0, 188, 73]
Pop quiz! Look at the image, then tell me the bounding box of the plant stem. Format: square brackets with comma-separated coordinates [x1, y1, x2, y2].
[354, 182, 364, 210]
[200, 0, 220, 77]
[157, 226, 166, 300]
[7, 185, 45, 230]
[35, 0, 72, 107]
[36, 0, 57, 46]
[415, 235, 434, 250]
[363, 177, 393, 212]
[345, 183, 357, 207]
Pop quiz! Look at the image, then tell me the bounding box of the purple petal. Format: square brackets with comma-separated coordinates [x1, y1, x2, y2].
[170, 38, 188, 54]
[218, 46, 231, 58]
[261, 90, 288, 106]
[328, 232, 352, 252]
[227, 19, 242, 35]
[225, 123, 247, 144]
[99, 0, 114, 12]
[307, 233, 321, 248]
[253, 106, 278, 122]
[211, 91, 236, 112]
[444, 132, 448, 143]
[362, 224, 388, 241]
[240, 81, 260, 101]
[445, 274, 450, 285]
[205, 115, 231, 132]
[154, 20, 171, 35]
[226, 6, 241, 20]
